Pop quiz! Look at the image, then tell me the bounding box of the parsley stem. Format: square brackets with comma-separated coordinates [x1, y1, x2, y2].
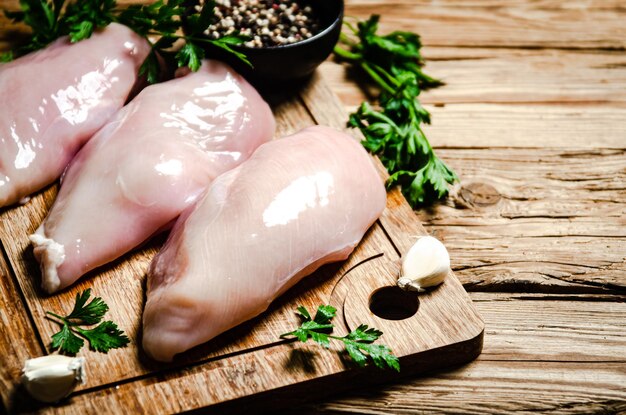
[342, 20, 359, 36]
[338, 32, 357, 47]
[333, 45, 362, 61]
[367, 62, 400, 89]
[45, 311, 66, 322]
[360, 61, 395, 94]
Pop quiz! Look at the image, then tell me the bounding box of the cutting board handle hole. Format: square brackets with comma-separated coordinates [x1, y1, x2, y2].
[369, 286, 419, 320]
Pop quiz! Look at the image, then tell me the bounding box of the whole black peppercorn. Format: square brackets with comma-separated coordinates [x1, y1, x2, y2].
[199, 0, 322, 48]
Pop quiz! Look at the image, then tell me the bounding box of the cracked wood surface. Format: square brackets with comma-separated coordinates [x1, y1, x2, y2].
[422, 148, 626, 293]
[0, 0, 625, 414]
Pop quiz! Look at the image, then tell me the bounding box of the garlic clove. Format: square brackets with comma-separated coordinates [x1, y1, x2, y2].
[398, 235, 450, 292]
[22, 355, 86, 403]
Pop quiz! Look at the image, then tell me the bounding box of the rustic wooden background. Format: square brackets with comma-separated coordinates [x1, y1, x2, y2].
[295, 0, 626, 413]
[0, 0, 624, 413]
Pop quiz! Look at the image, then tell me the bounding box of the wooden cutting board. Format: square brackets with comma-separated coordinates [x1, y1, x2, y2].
[0, 72, 484, 414]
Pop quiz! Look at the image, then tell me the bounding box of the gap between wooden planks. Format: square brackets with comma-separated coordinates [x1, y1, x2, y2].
[288, 361, 626, 415]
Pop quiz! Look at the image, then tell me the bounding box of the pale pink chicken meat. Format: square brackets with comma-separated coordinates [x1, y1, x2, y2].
[30, 60, 275, 293]
[142, 125, 386, 362]
[0, 23, 151, 207]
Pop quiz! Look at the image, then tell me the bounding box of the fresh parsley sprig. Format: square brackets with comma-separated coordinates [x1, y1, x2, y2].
[334, 15, 457, 207]
[280, 305, 400, 371]
[46, 289, 130, 355]
[2, 0, 251, 82]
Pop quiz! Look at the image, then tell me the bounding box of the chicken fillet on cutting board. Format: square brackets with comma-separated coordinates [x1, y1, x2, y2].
[0, 23, 150, 207]
[30, 60, 275, 293]
[143, 126, 386, 362]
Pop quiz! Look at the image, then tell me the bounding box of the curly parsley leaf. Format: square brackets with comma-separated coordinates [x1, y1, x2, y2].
[0, 51, 13, 62]
[179, 0, 249, 68]
[46, 289, 129, 355]
[64, 288, 109, 325]
[340, 325, 399, 371]
[138, 50, 162, 85]
[62, 0, 116, 42]
[280, 305, 400, 371]
[175, 42, 205, 72]
[335, 15, 456, 207]
[115, 0, 184, 37]
[50, 323, 84, 355]
[2, 0, 65, 56]
[75, 321, 130, 353]
[203, 34, 251, 68]
[281, 305, 335, 346]
[311, 304, 337, 325]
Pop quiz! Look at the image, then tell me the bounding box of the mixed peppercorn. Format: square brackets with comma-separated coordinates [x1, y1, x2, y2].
[198, 0, 322, 47]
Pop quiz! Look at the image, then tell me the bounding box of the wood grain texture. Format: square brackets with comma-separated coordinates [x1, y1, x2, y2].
[341, 0, 626, 49]
[289, 361, 626, 415]
[420, 148, 626, 294]
[472, 292, 626, 362]
[420, 103, 626, 149]
[321, 47, 626, 149]
[324, 48, 626, 107]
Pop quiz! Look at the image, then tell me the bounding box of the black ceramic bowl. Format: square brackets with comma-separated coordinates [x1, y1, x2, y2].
[185, 0, 344, 86]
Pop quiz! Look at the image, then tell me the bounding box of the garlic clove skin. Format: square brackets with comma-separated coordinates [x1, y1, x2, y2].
[22, 355, 86, 403]
[398, 236, 450, 292]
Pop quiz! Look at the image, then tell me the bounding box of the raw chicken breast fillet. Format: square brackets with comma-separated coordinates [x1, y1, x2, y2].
[30, 60, 275, 293]
[0, 23, 150, 207]
[142, 125, 386, 362]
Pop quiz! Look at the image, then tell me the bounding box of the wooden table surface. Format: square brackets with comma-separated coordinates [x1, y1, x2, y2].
[299, 0, 626, 413]
[1, 0, 624, 414]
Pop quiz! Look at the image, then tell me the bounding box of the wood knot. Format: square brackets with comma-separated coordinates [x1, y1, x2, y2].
[460, 182, 501, 207]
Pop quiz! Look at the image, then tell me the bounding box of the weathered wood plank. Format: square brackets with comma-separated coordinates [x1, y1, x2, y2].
[321, 47, 626, 149]
[421, 48, 626, 106]
[420, 103, 626, 149]
[472, 292, 626, 362]
[322, 48, 626, 104]
[292, 361, 626, 415]
[342, 0, 626, 49]
[418, 147, 626, 293]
